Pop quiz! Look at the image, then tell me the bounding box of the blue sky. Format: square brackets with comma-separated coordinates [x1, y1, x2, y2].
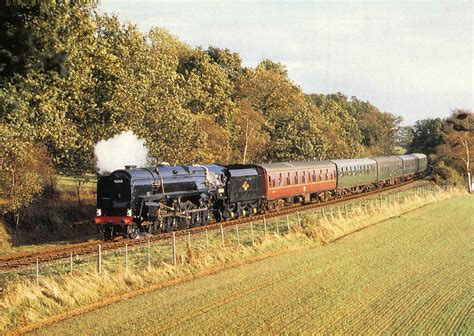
[100, 0, 473, 125]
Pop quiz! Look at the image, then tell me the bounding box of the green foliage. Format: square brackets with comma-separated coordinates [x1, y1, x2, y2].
[0, 1, 420, 184]
[307, 93, 364, 158]
[408, 118, 445, 155]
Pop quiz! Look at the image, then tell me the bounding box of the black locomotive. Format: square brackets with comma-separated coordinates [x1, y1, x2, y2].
[95, 154, 428, 240]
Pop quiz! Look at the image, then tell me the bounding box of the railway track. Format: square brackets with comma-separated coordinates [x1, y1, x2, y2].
[0, 178, 432, 271]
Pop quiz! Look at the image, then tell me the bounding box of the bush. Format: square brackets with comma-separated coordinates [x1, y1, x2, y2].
[432, 161, 466, 187]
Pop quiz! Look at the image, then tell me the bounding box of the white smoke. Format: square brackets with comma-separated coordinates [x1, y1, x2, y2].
[94, 131, 149, 173]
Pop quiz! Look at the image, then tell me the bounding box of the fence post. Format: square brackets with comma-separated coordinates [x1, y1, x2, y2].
[322, 208, 325, 219]
[125, 243, 128, 271]
[286, 215, 290, 232]
[220, 224, 225, 245]
[205, 229, 209, 250]
[344, 203, 348, 216]
[70, 252, 73, 276]
[97, 244, 102, 275]
[188, 232, 191, 249]
[172, 232, 177, 265]
[147, 239, 151, 270]
[297, 212, 301, 227]
[263, 217, 268, 239]
[276, 218, 280, 235]
[36, 258, 39, 286]
[235, 224, 240, 245]
[250, 221, 255, 245]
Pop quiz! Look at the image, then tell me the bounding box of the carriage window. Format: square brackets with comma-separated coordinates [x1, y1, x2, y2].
[312, 170, 316, 182]
[287, 172, 291, 185]
[302, 173, 306, 183]
[272, 176, 276, 188]
[278, 173, 283, 187]
[268, 176, 272, 188]
[294, 172, 298, 184]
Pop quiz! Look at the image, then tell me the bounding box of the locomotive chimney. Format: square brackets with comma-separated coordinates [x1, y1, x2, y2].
[125, 165, 137, 170]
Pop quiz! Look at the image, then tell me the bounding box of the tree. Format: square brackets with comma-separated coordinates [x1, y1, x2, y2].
[0, 125, 53, 228]
[0, 1, 71, 81]
[194, 115, 232, 164]
[436, 110, 473, 180]
[178, 48, 238, 129]
[233, 99, 267, 164]
[408, 118, 445, 155]
[395, 126, 414, 150]
[307, 94, 363, 158]
[338, 95, 401, 155]
[239, 60, 328, 162]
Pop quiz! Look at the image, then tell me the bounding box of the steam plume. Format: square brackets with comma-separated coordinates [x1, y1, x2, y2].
[94, 131, 148, 173]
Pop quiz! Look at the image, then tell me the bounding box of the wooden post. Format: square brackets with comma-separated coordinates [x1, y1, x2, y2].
[188, 232, 191, 249]
[97, 245, 102, 275]
[36, 258, 39, 286]
[286, 215, 290, 232]
[220, 224, 225, 245]
[263, 217, 268, 239]
[125, 243, 128, 271]
[235, 224, 240, 244]
[250, 221, 255, 245]
[147, 239, 151, 270]
[322, 208, 325, 219]
[172, 232, 177, 265]
[205, 229, 209, 250]
[70, 252, 73, 276]
[297, 212, 301, 227]
[344, 203, 348, 216]
[276, 218, 280, 235]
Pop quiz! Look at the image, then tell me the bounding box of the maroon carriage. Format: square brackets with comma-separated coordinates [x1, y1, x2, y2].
[256, 161, 337, 209]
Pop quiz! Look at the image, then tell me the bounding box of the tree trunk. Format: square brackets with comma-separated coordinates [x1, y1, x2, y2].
[460, 137, 470, 185]
[76, 179, 83, 208]
[242, 118, 250, 164]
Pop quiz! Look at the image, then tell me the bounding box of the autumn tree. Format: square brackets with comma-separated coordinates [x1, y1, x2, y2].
[0, 126, 53, 228]
[239, 60, 327, 162]
[307, 94, 363, 158]
[233, 99, 267, 164]
[436, 110, 473, 180]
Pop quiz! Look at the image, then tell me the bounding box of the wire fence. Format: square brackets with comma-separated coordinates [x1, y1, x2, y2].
[0, 183, 441, 290]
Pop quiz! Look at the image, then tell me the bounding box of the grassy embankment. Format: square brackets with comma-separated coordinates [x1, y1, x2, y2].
[31, 193, 473, 335]
[0, 176, 97, 254]
[0, 184, 467, 333]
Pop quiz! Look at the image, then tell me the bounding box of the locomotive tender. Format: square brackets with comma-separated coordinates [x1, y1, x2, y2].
[95, 154, 428, 240]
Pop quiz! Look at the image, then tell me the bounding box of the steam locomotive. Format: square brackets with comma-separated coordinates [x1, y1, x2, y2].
[94, 154, 428, 240]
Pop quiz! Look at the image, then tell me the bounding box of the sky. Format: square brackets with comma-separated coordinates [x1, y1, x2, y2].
[100, 0, 473, 125]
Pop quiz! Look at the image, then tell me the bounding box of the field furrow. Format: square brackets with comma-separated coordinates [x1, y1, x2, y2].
[29, 195, 472, 336]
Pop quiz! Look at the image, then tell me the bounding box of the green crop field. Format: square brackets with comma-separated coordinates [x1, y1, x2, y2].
[30, 195, 473, 335]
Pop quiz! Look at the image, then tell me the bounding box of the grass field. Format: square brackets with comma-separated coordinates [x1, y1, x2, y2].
[29, 194, 473, 335]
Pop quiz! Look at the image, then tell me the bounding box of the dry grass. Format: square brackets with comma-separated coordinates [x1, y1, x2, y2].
[30, 192, 473, 335]
[0, 185, 466, 333]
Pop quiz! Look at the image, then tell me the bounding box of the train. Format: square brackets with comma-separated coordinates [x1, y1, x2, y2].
[94, 154, 428, 240]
